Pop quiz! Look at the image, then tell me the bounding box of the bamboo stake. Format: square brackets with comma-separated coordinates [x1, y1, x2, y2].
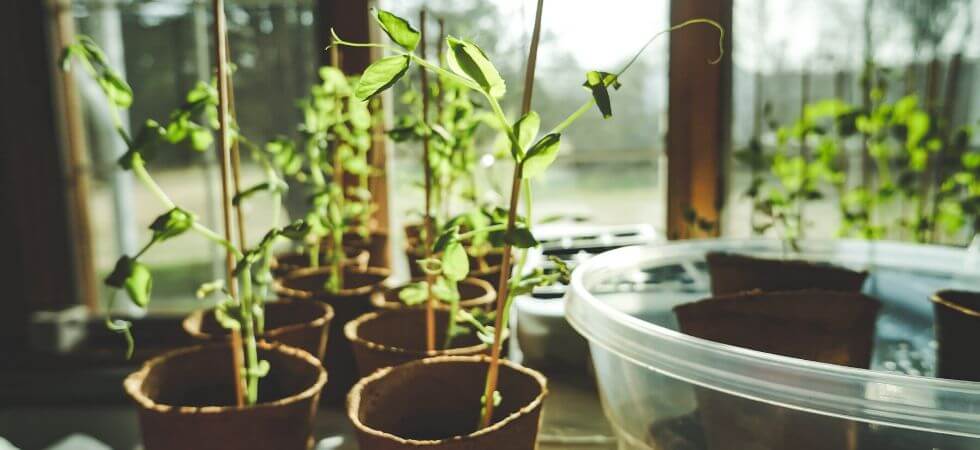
[480, 0, 544, 429]
[329, 43, 346, 290]
[419, 9, 437, 352]
[51, 0, 99, 311]
[212, 0, 246, 408]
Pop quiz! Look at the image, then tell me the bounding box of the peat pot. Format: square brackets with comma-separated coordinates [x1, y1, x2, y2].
[705, 251, 868, 295]
[931, 289, 980, 381]
[275, 266, 390, 403]
[124, 342, 326, 450]
[348, 355, 546, 450]
[372, 277, 496, 311]
[346, 230, 391, 270]
[567, 239, 980, 449]
[183, 299, 333, 360]
[674, 289, 880, 450]
[346, 308, 490, 377]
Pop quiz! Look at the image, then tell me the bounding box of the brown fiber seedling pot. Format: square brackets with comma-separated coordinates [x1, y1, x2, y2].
[346, 230, 391, 269]
[705, 252, 868, 296]
[372, 277, 496, 311]
[275, 266, 390, 403]
[124, 342, 326, 450]
[673, 289, 880, 450]
[271, 247, 370, 278]
[346, 308, 490, 377]
[183, 299, 333, 361]
[931, 289, 980, 382]
[348, 355, 547, 450]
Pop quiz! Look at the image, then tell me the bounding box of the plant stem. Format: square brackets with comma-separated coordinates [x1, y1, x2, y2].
[420, 9, 437, 352]
[191, 222, 243, 259]
[131, 160, 176, 210]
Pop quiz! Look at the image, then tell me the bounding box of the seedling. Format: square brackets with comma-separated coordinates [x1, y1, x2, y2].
[292, 60, 378, 293]
[334, 7, 722, 428]
[64, 33, 306, 406]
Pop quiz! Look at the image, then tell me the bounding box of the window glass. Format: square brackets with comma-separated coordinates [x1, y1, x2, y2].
[727, 0, 980, 244]
[73, 0, 317, 313]
[381, 0, 669, 231]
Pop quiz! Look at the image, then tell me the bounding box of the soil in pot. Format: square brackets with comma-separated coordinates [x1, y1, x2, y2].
[372, 277, 496, 311]
[346, 308, 490, 377]
[345, 230, 391, 270]
[271, 247, 370, 278]
[275, 266, 390, 403]
[670, 289, 881, 450]
[125, 342, 326, 450]
[348, 355, 547, 450]
[183, 299, 333, 361]
[705, 252, 868, 296]
[931, 289, 980, 382]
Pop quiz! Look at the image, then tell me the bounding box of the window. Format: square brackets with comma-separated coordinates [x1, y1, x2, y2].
[72, 0, 319, 313]
[381, 0, 670, 231]
[726, 0, 980, 244]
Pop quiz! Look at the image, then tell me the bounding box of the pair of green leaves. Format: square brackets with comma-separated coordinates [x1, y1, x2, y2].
[105, 256, 152, 308]
[355, 10, 505, 102]
[511, 111, 561, 179]
[62, 36, 134, 108]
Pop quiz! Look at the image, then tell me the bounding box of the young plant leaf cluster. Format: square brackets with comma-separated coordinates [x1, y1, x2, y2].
[289, 67, 380, 292]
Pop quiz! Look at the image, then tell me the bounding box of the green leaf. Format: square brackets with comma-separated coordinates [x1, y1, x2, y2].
[432, 226, 459, 254]
[149, 207, 194, 242]
[124, 261, 152, 308]
[355, 55, 410, 100]
[521, 133, 561, 179]
[280, 220, 312, 240]
[374, 9, 421, 51]
[513, 111, 540, 159]
[188, 124, 213, 151]
[398, 282, 428, 306]
[445, 36, 505, 98]
[583, 71, 620, 118]
[504, 227, 538, 249]
[442, 241, 470, 281]
[97, 71, 133, 108]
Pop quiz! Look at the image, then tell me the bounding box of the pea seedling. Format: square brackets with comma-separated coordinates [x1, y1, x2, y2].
[63, 36, 307, 406]
[334, 8, 722, 428]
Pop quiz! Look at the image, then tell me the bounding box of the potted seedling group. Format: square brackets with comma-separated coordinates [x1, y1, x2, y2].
[331, 4, 723, 448]
[273, 49, 392, 403]
[62, 2, 327, 448]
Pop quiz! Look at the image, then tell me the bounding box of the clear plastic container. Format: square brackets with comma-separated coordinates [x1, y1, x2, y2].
[566, 239, 980, 450]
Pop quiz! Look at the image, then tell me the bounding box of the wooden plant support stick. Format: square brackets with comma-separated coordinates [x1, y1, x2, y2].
[480, 0, 544, 429]
[419, 9, 437, 352]
[212, 0, 246, 408]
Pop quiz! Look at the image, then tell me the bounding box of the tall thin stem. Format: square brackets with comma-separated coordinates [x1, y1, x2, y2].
[480, 0, 544, 430]
[212, 0, 247, 408]
[420, 9, 437, 352]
